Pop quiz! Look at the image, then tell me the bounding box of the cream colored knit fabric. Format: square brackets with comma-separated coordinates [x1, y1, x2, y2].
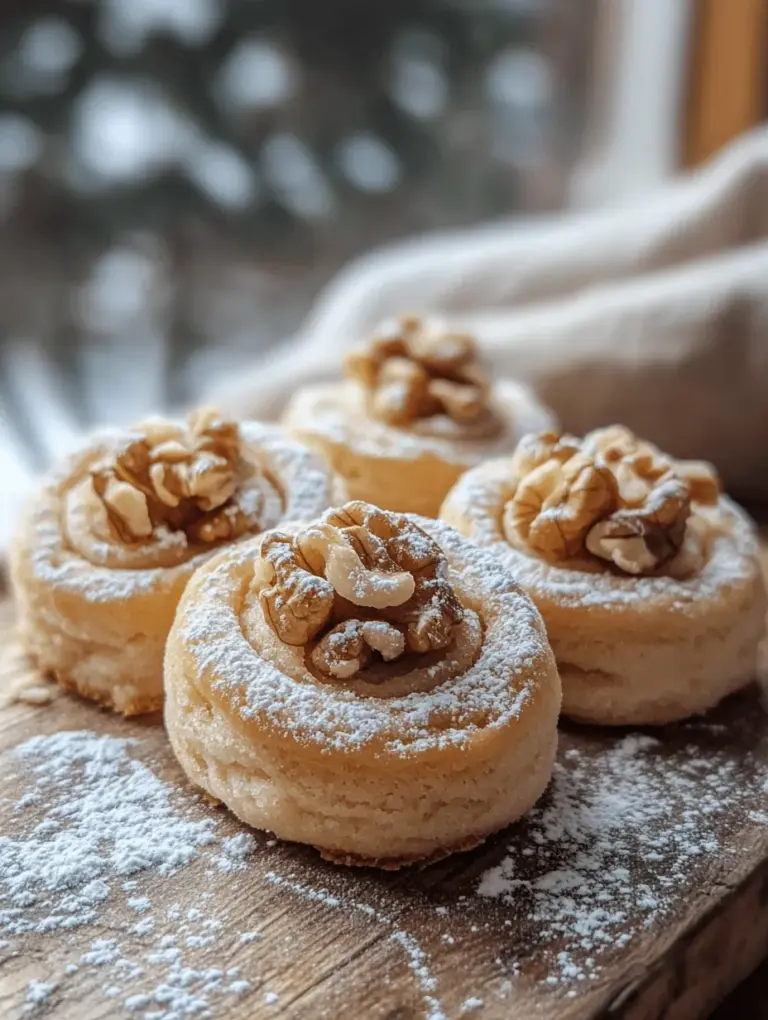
[212, 127, 768, 502]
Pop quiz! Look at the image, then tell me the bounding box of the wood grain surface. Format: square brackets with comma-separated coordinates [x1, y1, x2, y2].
[0, 554, 767, 1019]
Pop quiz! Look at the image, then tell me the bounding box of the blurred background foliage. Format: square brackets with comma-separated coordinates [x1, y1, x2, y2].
[0, 0, 594, 430]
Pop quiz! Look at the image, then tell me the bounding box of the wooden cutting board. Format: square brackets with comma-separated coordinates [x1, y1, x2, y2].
[0, 548, 767, 1020]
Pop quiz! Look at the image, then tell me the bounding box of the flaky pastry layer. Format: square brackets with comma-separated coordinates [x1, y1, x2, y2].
[283, 379, 555, 516]
[164, 518, 561, 864]
[441, 458, 767, 724]
[11, 422, 340, 715]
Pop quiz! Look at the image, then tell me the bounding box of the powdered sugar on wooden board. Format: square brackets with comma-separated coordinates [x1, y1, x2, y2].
[2, 688, 768, 1018]
[264, 871, 447, 1020]
[0, 726, 449, 1019]
[2, 731, 213, 933]
[476, 715, 768, 991]
[0, 731, 264, 1018]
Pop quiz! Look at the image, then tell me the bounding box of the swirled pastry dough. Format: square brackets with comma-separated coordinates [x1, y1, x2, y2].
[11, 409, 341, 715]
[284, 316, 555, 516]
[164, 502, 561, 867]
[441, 426, 767, 725]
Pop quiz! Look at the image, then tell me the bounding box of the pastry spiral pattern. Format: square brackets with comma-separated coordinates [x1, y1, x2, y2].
[164, 502, 562, 867]
[284, 315, 556, 517]
[441, 425, 767, 725]
[11, 410, 340, 715]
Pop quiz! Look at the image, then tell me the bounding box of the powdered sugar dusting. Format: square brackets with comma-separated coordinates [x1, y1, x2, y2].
[478, 721, 768, 988]
[265, 871, 447, 1020]
[26, 979, 54, 1004]
[1, 731, 217, 937]
[447, 461, 761, 612]
[21, 420, 336, 607]
[0, 730, 270, 1017]
[286, 378, 554, 466]
[182, 517, 551, 756]
[2, 727, 464, 1019]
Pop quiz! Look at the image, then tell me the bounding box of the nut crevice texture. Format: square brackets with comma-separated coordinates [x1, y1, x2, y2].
[502, 426, 720, 575]
[258, 501, 464, 680]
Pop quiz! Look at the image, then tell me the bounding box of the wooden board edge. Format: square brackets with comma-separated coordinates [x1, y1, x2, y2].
[597, 854, 768, 1020]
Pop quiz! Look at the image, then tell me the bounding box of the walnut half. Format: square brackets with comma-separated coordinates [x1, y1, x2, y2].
[344, 316, 493, 427]
[91, 406, 255, 545]
[257, 501, 464, 681]
[503, 426, 720, 575]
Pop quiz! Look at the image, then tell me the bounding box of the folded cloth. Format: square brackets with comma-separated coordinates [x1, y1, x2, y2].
[211, 126, 768, 503]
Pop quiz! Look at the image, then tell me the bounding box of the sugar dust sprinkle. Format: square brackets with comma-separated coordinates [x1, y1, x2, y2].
[4, 718, 767, 1018]
[26, 980, 54, 1004]
[478, 730, 768, 986]
[0, 731, 259, 1017]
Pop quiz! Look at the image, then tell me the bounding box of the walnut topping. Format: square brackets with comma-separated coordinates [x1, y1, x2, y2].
[311, 619, 405, 679]
[91, 406, 254, 544]
[344, 315, 493, 427]
[504, 451, 618, 561]
[509, 431, 582, 477]
[100, 479, 153, 540]
[584, 476, 690, 574]
[503, 426, 720, 575]
[675, 460, 721, 505]
[257, 501, 464, 681]
[259, 532, 335, 646]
